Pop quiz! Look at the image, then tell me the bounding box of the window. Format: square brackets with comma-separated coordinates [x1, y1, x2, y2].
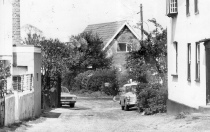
[37, 73, 39, 81]
[13, 76, 22, 91]
[166, 0, 178, 17]
[13, 74, 33, 91]
[172, 41, 178, 75]
[187, 43, 191, 81]
[117, 43, 132, 52]
[186, 0, 190, 16]
[194, 0, 199, 14]
[195, 43, 200, 81]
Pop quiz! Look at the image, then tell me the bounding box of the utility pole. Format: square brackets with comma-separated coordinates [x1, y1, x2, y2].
[140, 4, 143, 42]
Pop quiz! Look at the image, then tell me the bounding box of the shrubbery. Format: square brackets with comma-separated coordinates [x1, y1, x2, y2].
[74, 69, 119, 96]
[136, 83, 168, 115]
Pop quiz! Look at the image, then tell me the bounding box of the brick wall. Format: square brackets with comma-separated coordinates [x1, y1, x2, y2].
[107, 26, 140, 74]
[12, 0, 20, 46]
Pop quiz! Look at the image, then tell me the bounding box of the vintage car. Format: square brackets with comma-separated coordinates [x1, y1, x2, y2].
[61, 86, 77, 107]
[119, 82, 138, 111]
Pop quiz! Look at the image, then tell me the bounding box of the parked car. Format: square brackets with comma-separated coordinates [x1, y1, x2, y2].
[119, 82, 138, 111]
[61, 86, 77, 107]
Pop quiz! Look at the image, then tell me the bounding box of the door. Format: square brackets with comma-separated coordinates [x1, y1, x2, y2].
[205, 41, 210, 104]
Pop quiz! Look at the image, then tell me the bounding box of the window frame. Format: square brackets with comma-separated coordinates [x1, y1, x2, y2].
[195, 42, 200, 81]
[187, 43, 191, 81]
[117, 42, 132, 53]
[13, 75, 22, 91]
[194, 0, 199, 14]
[171, 41, 178, 76]
[186, 0, 190, 16]
[166, 0, 178, 17]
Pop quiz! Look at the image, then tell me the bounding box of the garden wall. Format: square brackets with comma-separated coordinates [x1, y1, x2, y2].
[4, 91, 35, 126]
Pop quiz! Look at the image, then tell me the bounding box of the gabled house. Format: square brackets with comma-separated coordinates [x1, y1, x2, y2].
[84, 20, 141, 74]
[166, 0, 210, 114]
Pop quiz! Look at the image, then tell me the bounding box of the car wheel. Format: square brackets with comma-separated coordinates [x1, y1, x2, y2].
[70, 103, 75, 108]
[124, 104, 129, 111]
[121, 105, 124, 110]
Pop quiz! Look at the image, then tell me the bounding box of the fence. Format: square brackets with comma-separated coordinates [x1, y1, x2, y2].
[13, 74, 33, 91]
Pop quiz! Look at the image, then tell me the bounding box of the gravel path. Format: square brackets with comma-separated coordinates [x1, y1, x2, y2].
[2, 98, 210, 132]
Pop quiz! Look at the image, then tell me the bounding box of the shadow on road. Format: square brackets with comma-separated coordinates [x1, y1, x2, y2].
[42, 111, 61, 118]
[61, 105, 91, 110]
[127, 107, 138, 111]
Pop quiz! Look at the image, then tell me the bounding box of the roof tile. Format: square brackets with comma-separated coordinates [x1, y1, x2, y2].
[84, 20, 127, 46]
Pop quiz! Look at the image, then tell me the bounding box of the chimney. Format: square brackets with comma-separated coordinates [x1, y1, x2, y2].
[12, 0, 20, 46]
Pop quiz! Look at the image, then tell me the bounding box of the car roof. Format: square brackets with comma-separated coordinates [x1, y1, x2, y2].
[123, 82, 138, 87]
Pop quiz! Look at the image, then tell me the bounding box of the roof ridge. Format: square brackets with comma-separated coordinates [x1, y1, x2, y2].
[87, 20, 128, 27]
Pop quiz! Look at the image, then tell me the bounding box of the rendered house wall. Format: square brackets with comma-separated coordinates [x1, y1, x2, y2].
[13, 46, 41, 117]
[167, 0, 210, 109]
[33, 53, 41, 116]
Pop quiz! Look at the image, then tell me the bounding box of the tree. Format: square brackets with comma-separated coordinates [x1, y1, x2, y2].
[63, 32, 112, 89]
[126, 19, 167, 85]
[69, 31, 112, 71]
[40, 39, 69, 107]
[21, 24, 43, 46]
[0, 61, 11, 94]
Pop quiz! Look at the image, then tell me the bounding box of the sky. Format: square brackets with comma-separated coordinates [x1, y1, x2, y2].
[20, 0, 167, 42]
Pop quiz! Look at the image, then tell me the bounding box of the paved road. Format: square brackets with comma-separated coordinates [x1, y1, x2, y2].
[6, 98, 210, 132]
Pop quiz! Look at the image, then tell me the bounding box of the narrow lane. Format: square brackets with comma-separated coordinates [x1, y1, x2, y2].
[12, 98, 208, 132]
[15, 98, 149, 132]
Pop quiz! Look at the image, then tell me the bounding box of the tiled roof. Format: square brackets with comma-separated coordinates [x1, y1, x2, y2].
[84, 20, 127, 46]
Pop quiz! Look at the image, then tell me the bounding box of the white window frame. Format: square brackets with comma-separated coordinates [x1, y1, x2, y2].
[195, 42, 200, 81]
[117, 42, 132, 53]
[186, 0, 190, 16]
[194, 0, 199, 14]
[172, 41, 178, 76]
[187, 43, 191, 81]
[170, 0, 178, 13]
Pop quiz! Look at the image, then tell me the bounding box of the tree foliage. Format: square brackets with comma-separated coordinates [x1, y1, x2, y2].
[68, 32, 112, 71]
[40, 39, 69, 89]
[136, 83, 167, 115]
[126, 19, 167, 84]
[126, 19, 168, 115]
[62, 32, 112, 89]
[74, 69, 119, 96]
[0, 61, 11, 93]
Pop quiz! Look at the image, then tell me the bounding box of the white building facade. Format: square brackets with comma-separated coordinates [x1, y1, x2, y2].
[167, 0, 210, 114]
[0, 0, 41, 126]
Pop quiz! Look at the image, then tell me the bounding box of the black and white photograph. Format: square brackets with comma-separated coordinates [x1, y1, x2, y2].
[0, 0, 210, 131]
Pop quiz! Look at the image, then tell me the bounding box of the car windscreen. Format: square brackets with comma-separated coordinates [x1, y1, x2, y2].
[125, 85, 137, 92]
[61, 87, 69, 93]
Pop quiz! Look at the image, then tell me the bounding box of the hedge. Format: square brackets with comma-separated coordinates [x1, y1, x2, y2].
[136, 83, 168, 115]
[74, 69, 119, 96]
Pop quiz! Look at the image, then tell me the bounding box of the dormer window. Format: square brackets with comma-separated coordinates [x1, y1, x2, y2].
[166, 0, 178, 17]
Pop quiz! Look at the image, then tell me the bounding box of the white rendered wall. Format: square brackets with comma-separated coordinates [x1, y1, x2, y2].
[167, 0, 210, 108]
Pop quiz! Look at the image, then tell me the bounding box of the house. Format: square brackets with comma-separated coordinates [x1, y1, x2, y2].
[0, 0, 41, 126]
[166, 0, 210, 114]
[84, 21, 141, 74]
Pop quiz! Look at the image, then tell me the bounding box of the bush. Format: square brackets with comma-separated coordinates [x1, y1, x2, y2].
[136, 83, 168, 115]
[73, 70, 94, 91]
[74, 69, 119, 96]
